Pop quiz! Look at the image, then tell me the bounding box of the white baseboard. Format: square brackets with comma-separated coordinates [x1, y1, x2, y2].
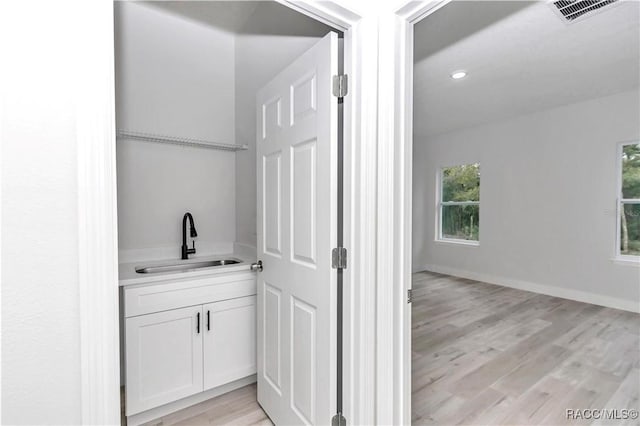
[418, 264, 640, 314]
[126, 375, 256, 426]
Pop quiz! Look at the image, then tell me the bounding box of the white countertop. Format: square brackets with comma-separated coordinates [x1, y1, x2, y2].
[119, 252, 256, 287]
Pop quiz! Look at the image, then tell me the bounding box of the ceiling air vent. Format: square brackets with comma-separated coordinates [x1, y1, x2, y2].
[550, 0, 620, 23]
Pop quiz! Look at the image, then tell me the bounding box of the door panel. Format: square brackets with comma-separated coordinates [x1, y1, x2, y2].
[291, 297, 316, 424]
[256, 31, 338, 425]
[291, 139, 317, 266]
[262, 96, 282, 139]
[291, 72, 317, 124]
[203, 296, 256, 390]
[125, 306, 203, 415]
[263, 282, 282, 393]
[263, 152, 282, 257]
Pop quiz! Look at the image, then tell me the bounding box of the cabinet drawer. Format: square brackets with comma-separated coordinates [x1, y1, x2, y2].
[124, 272, 256, 317]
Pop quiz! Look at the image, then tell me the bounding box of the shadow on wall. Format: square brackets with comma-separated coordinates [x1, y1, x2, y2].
[414, 0, 535, 63]
[146, 1, 330, 37]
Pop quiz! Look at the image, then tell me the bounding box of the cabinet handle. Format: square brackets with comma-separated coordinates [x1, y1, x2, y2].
[207, 310, 210, 331]
[197, 312, 200, 334]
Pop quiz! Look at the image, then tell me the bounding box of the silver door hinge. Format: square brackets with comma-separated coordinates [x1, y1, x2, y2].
[332, 74, 348, 98]
[331, 247, 348, 269]
[407, 289, 413, 304]
[332, 413, 346, 426]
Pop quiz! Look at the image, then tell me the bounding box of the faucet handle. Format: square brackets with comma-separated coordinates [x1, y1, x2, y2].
[185, 240, 196, 256]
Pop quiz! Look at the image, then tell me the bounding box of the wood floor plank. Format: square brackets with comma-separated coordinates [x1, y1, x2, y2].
[593, 369, 640, 426]
[137, 384, 272, 426]
[413, 346, 500, 395]
[498, 376, 576, 425]
[442, 387, 506, 425]
[491, 344, 572, 397]
[412, 271, 640, 425]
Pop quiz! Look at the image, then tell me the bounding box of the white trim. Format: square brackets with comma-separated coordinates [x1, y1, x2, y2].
[396, 13, 413, 426]
[380, 8, 407, 426]
[396, 0, 453, 23]
[435, 239, 480, 247]
[76, 1, 120, 424]
[612, 256, 640, 266]
[275, 0, 359, 31]
[388, 2, 455, 424]
[0, 35, 3, 421]
[82, 2, 376, 425]
[441, 201, 481, 206]
[342, 16, 379, 426]
[419, 264, 640, 314]
[616, 141, 623, 258]
[376, 13, 398, 424]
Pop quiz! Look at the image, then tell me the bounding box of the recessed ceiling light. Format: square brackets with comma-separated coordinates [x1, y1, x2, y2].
[450, 70, 467, 80]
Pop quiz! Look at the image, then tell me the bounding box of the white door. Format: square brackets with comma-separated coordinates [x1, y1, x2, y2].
[125, 306, 203, 415]
[256, 32, 338, 425]
[203, 296, 257, 390]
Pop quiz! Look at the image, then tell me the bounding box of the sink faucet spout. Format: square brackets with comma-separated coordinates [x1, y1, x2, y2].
[181, 212, 197, 259]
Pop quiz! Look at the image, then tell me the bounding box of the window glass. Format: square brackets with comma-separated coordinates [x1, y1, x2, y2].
[439, 163, 480, 242]
[442, 204, 479, 241]
[442, 164, 480, 202]
[620, 204, 640, 256]
[622, 143, 640, 199]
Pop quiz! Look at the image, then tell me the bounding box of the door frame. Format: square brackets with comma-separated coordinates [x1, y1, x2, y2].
[77, 1, 382, 424]
[377, 1, 455, 424]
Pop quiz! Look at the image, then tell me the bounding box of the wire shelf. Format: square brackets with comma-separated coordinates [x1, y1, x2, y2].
[117, 130, 248, 152]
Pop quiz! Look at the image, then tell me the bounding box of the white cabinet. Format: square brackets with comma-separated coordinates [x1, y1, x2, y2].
[125, 306, 203, 415]
[204, 297, 257, 390]
[123, 271, 257, 418]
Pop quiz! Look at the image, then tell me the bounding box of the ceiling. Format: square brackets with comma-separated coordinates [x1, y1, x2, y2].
[413, 0, 640, 137]
[143, 1, 259, 33]
[144, 1, 333, 36]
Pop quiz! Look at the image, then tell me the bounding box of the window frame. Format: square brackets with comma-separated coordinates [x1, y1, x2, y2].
[436, 163, 480, 246]
[616, 141, 640, 261]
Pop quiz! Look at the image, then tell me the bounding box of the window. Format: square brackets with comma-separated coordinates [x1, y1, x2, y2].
[619, 142, 640, 257]
[438, 163, 480, 243]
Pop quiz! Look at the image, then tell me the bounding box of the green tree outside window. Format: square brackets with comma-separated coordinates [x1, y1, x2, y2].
[440, 164, 480, 241]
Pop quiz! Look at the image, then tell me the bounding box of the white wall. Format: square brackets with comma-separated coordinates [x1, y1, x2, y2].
[114, 2, 332, 257]
[234, 3, 332, 248]
[115, 2, 236, 260]
[1, 2, 84, 424]
[413, 90, 640, 311]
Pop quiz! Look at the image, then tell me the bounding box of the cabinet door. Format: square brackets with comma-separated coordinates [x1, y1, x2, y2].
[126, 306, 203, 415]
[203, 296, 257, 390]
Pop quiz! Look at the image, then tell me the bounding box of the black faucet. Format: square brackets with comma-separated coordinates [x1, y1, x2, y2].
[181, 212, 198, 259]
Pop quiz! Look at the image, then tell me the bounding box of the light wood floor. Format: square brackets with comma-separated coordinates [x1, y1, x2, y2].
[130, 272, 640, 425]
[412, 271, 640, 425]
[138, 383, 272, 426]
